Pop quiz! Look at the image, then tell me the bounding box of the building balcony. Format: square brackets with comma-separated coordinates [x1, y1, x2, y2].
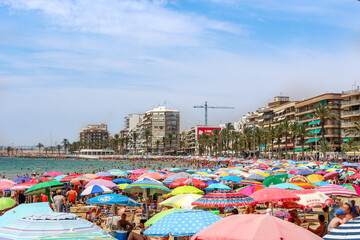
[341, 122, 355, 128]
[341, 110, 360, 117]
[341, 99, 360, 108]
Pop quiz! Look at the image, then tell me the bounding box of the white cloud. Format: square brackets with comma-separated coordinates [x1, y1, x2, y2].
[3, 0, 244, 46]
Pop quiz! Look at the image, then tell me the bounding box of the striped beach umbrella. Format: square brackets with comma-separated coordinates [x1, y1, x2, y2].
[317, 184, 358, 197]
[124, 178, 170, 194]
[0, 213, 109, 240]
[239, 180, 264, 186]
[159, 194, 203, 209]
[324, 217, 360, 240]
[192, 191, 257, 208]
[293, 189, 333, 209]
[80, 185, 112, 196]
[35, 232, 116, 239]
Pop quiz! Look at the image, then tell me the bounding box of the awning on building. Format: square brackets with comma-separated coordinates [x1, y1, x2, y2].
[308, 120, 321, 125]
[295, 147, 308, 152]
[275, 109, 285, 114]
[309, 129, 321, 134]
[343, 138, 349, 142]
[258, 112, 264, 116]
[298, 122, 304, 126]
[306, 138, 321, 143]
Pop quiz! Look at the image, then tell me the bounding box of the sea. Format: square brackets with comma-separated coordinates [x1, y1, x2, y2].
[0, 157, 183, 179]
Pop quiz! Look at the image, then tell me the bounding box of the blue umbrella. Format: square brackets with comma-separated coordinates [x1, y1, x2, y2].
[342, 163, 359, 168]
[54, 175, 66, 181]
[206, 180, 220, 185]
[86, 194, 141, 207]
[324, 216, 360, 240]
[270, 183, 303, 190]
[95, 172, 111, 177]
[296, 170, 314, 176]
[205, 183, 231, 191]
[313, 181, 331, 186]
[12, 176, 32, 184]
[144, 210, 221, 237]
[112, 178, 132, 184]
[220, 175, 243, 183]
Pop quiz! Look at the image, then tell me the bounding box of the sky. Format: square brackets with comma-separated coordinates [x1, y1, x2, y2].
[0, 0, 360, 146]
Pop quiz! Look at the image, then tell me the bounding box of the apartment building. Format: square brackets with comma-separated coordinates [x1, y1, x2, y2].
[79, 124, 110, 149]
[341, 88, 360, 140]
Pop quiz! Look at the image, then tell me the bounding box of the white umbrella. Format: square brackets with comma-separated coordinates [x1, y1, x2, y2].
[81, 185, 113, 196]
[159, 194, 203, 209]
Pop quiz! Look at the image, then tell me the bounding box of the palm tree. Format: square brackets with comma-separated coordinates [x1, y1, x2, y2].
[274, 125, 283, 159]
[161, 136, 167, 154]
[297, 124, 312, 160]
[267, 126, 276, 159]
[167, 134, 175, 153]
[342, 138, 359, 159]
[144, 129, 152, 153]
[346, 121, 360, 137]
[56, 144, 62, 155]
[44, 147, 49, 155]
[211, 129, 220, 156]
[290, 122, 299, 160]
[62, 139, 70, 153]
[155, 140, 161, 154]
[311, 103, 339, 160]
[243, 127, 253, 157]
[36, 143, 44, 154]
[281, 120, 291, 159]
[131, 132, 138, 155]
[254, 127, 263, 157]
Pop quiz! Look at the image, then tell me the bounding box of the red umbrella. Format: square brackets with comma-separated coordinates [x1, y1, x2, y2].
[170, 178, 208, 189]
[60, 174, 82, 183]
[349, 173, 360, 180]
[250, 188, 300, 203]
[43, 171, 64, 177]
[11, 177, 52, 191]
[94, 177, 112, 181]
[192, 191, 257, 208]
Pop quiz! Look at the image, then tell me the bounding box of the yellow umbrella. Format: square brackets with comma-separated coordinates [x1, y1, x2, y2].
[196, 172, 209, 175]
[273, 169, 287, 173]
[118, 183, 129, 190]
[256, 173, 270, 177]
[297, 164, 307, 167]
[219, 173, 230, 177]
[326, 168, 336, 173]
[307, 174, 325, 183]
[170, 186, 204, 196]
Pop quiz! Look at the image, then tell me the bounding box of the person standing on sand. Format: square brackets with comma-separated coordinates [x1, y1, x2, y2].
[53, 190, 67, 212]
[66, 187, 78, 205]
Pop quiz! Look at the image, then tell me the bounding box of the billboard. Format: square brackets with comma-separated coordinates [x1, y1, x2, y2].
[197, 127, 221, 138]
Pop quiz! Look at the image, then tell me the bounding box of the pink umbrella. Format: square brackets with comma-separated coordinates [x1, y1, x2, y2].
[250, 188, 300, 203]
[0, 181, 15, 191]
[235, 185, 265, 196]
[323, 171, 339, 180]
[191, 214, 322, 240]
[131, 169, 147, 175]
[349, 173, 360, 180]
[317, 184, 358, 197]
[138, 172, 166, 180]
[85, 179, 118, 189]
[315, 171, 326, 175]
[43, 171, 64, 177]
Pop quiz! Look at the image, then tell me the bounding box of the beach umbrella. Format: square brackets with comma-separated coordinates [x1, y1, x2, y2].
[124, 178, 170, 194]
[83, 174, 99, 179]
[70, 176, 92, 184]
[313, 181, 330, 186]
[130, 169, 147, 175]
[205, 183, 231, 191]
[315, 171, 326, 175]
[112, 178, 132, 184]
[0, 212, 109, 240]
[250, 188, 300, 203]
[95, 177, 112, 181]
[170, 178, 208, 189]
[324, 217, 360, 240]
[323, 171, 339, 180]
[159, 194, 203, 209]
[287, 176, 314, 189]
[171, 186, 204, 196]
[263, 174, 288, 187]
[0, 197, 16, 210]
[145, 208, 184, 227]
[343, 183, 360, 195]
[43, 171, 64, 177]
[235, 185, 265, 196]
[349, 173, 360, 180]
[317, 184, 358, 197]
[108, 171, 128, 177]
[0, 181, 15, 191]
[220, 175, 243, 182]
[0, 202, 53, 229]
[144, 210, 221, 237]
[206, 180, 220, 185]
[80, 185, 113, 196]
[25, 181, 64, 195]
[35, 232, 116, 239]
[117, 184, 129, 190]
[239, 180, 264, 186]
[54, 175, 67, 181]
[95, 172, 111, 177]
[60, 174, 82, 183]
[191, 214, 322, 240]
[0, 179, 16, 185]
[192, 191, 257, 208]
[86, 194, 141, 207]
[296, 169, 314, 176]
[293, 189, 333, 209]
[270, 183, 303, 190]
[11, 176, 32, 184]
[307, 174, 325, 183]
[169, 168, 183, 173]
[138, 172, 166, 180]
[85, 179, 118, 189]
[247, 174, 266, 181]
[342, 163, 359, 168]
[163, 173, 190, 186]
[190, 174, 212, 182]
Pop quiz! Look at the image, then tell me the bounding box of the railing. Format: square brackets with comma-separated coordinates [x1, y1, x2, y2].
[342, 99, 360, 106]
[341, 122, 355, 127]
[341, 110, 360, 116]
[342, 88, 360, 95]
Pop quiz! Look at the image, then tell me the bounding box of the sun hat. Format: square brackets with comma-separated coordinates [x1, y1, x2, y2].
[335, 209, 345, 215]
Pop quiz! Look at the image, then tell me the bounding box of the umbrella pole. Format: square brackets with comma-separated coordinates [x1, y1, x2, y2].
[303, 209, 306, 221]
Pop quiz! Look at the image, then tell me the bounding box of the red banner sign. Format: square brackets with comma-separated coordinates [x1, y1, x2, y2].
[197, 127, 221, 138]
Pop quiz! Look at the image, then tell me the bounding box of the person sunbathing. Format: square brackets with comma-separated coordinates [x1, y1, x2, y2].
[127, 219, 149, 240]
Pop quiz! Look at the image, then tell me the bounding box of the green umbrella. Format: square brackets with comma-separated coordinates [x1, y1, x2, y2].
[35, 232, 116, 239]
[263, 174, 288, 187]
[145, 208, 183, 227]
[25, 181, 64, 196]
[0, 197, 16, 210]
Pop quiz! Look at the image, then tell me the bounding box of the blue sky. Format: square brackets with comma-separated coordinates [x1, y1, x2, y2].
[1, 0, 360, 146]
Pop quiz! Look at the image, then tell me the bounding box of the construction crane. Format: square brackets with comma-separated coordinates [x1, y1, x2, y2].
[194, 101, 235, 126]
